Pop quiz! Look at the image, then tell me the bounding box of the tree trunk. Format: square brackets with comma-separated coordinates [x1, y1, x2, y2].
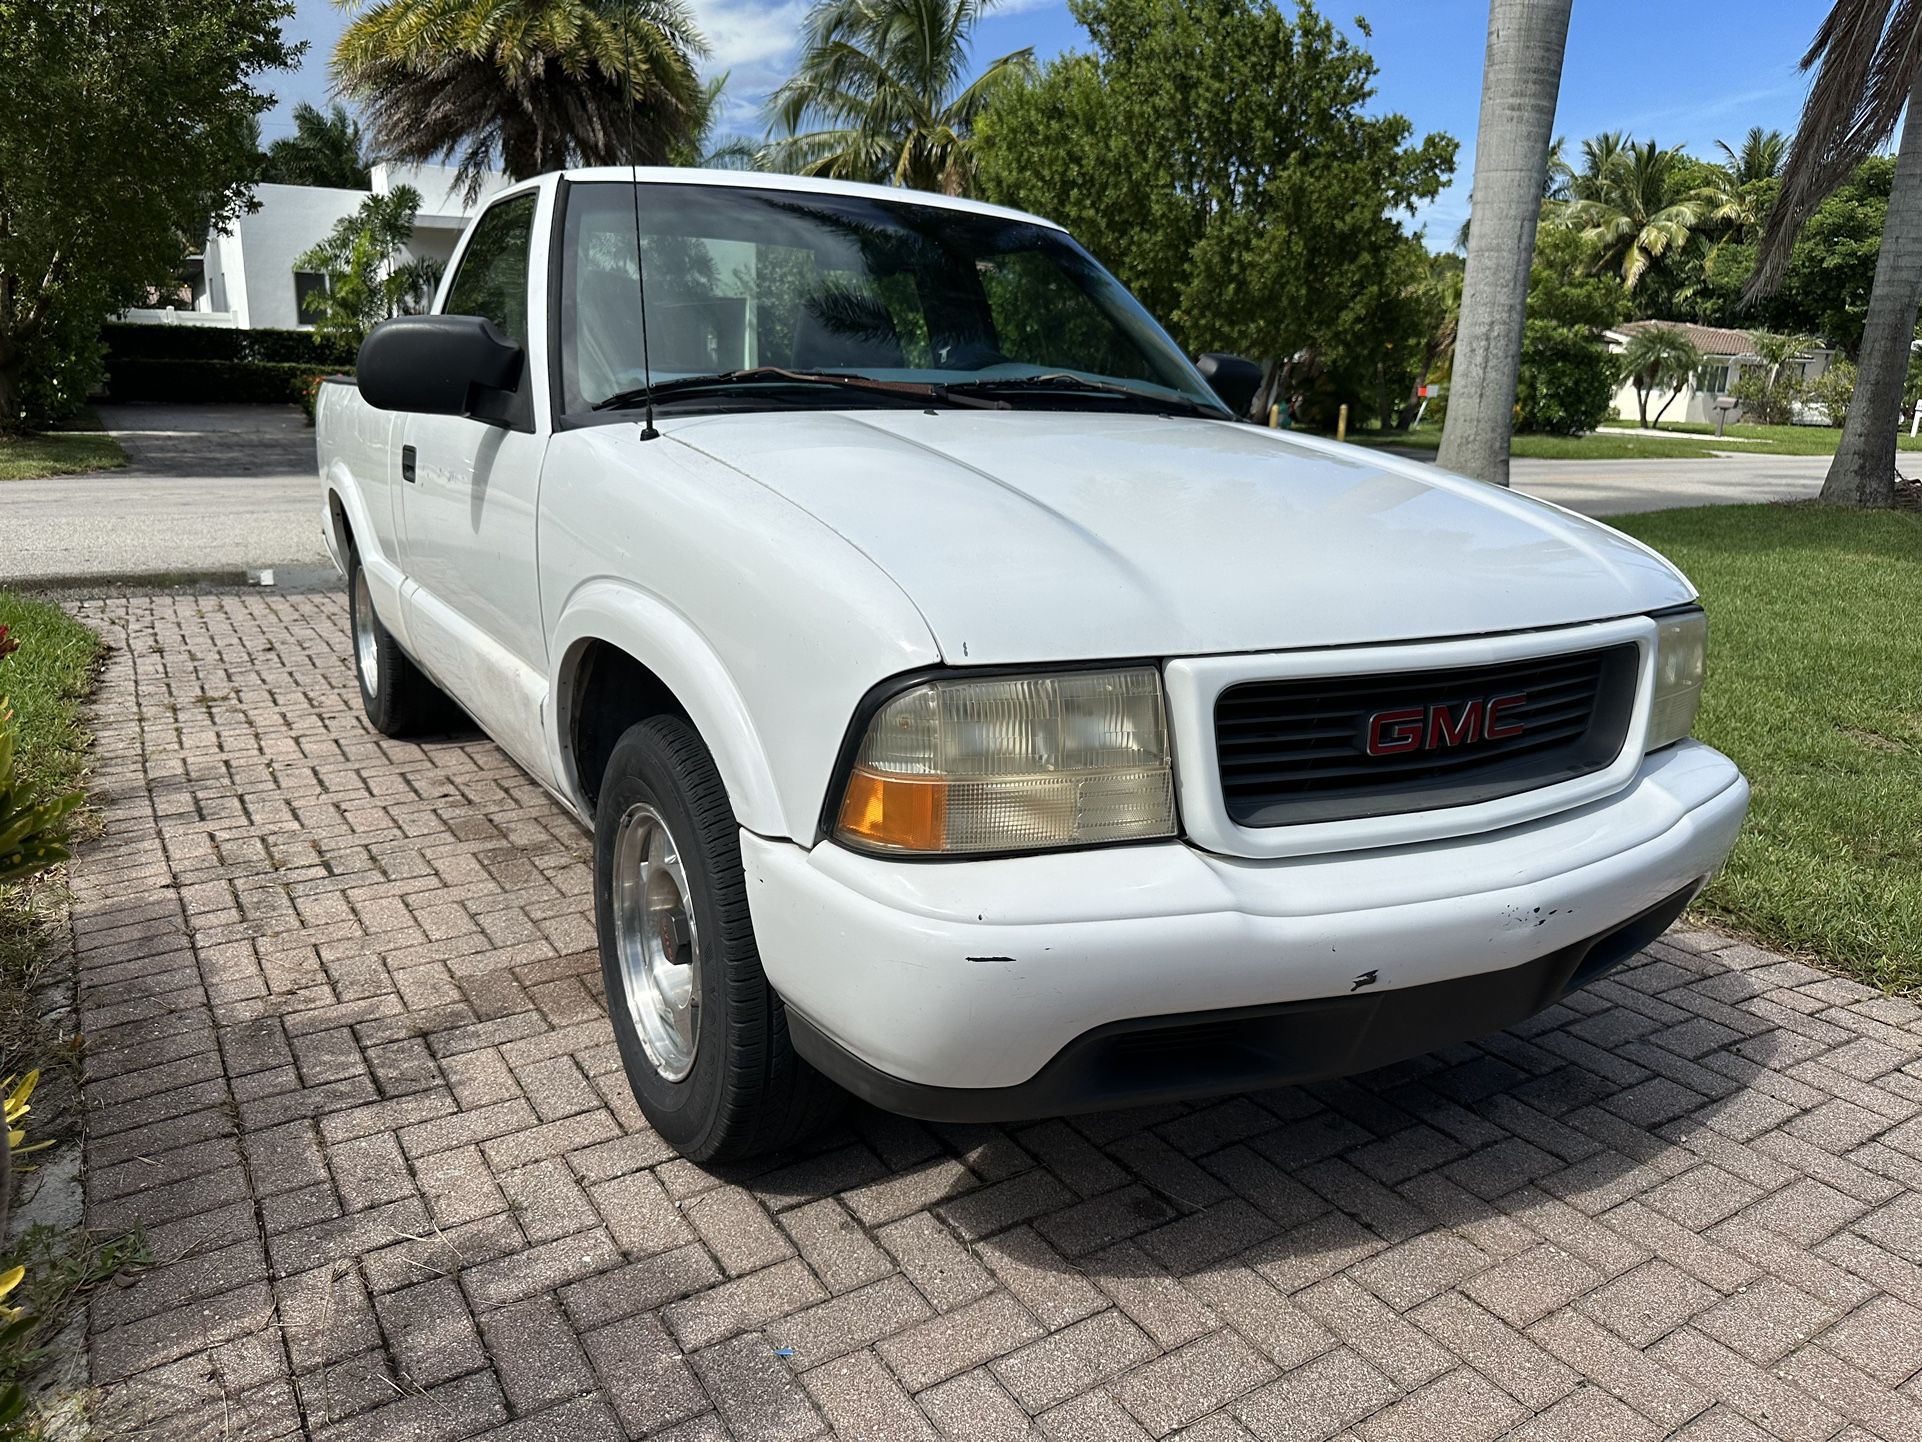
[0, 359, 21, 434]
[1636, 384, 1650, 429]
[1436, 0, 1574, 487]
[1823, 67, 1922, 507]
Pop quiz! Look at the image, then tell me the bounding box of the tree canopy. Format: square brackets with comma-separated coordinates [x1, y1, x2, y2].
[763, 0, 1035, 195]
[0, 0, 295, 428]
[333, 0, 707, 200]
[260, 101, 372, 190]
[974, 0, 1453, 392]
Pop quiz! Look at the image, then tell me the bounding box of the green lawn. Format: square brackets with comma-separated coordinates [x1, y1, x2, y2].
[1611, 506, 1922, 989]
[1345, 428, 1742, 460]
[1346, 421, 1922, 462]
[0, 431, 126, 481]
[0, 594, 111, 1418]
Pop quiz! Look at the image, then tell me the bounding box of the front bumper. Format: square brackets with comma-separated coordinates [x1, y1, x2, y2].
[743, 739, 1747, 1111]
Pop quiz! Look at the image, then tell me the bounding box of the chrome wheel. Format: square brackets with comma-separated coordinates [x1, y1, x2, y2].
[352, 567, 380, 697]
[612, 802, 701, 1081]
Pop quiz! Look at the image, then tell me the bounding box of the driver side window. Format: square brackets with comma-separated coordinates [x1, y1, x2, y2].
[443, 194, 538, 345]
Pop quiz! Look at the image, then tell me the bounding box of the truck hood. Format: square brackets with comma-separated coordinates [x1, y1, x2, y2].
[666, 410, 1695, 664]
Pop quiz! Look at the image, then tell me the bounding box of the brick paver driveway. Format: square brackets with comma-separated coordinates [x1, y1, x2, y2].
[69, 592, 1922, 1441]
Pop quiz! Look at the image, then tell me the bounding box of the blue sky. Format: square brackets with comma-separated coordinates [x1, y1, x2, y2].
[269, 0, 1820, 242]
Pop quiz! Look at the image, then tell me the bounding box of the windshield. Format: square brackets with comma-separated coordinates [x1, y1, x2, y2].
[558, 181, 1224, 417]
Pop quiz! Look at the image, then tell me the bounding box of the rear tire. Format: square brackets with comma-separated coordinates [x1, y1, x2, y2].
[348, 547, 453, 737]
[594, 714, 843, 1162]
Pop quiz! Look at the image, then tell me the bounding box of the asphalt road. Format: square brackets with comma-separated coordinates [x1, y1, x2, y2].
[3, 403, 325, 587]
[3, 406, 1835, 588]
[1510, 452, 1828, 514]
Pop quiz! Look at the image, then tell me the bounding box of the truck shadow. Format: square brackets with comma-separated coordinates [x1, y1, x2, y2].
[714, 940, 1811, 1291]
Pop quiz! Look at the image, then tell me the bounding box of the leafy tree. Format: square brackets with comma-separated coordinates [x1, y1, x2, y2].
[260, 100, 372, 189]
[1438, 0, 1570, 484]
[976, 0, 1452, 415]
[1513, 224, 1622, 435]
[763, 0, 1034, 195]
[1620, 325, 1702, 428]
[1750, 1, 1922, 506]
[333, 0, 706, 202]
[0, 0, 295, 429]
[293, 187, 440, 348]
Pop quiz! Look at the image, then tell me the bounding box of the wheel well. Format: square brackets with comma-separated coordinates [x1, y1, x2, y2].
[569, 641, 690, 814]
[327, 491, 354, 559]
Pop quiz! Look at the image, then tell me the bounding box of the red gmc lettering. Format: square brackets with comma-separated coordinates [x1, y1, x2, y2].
[1485, 692, 1528, 739]
[1426, 699, 1483, 749]
[1365, 707, 1425, 756]
[1365, 692, 1529, 757]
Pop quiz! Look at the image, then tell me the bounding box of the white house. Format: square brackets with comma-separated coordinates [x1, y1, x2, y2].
[124, 162, 509, 331]
[1605, 321, 1837, 426]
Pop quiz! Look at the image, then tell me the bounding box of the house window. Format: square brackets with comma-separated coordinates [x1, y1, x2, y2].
[1697, 363, 1730, 396]
[293, 270, 331, 322]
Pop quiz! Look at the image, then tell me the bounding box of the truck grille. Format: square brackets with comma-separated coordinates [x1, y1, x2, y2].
[1214, 644, 1640, 827]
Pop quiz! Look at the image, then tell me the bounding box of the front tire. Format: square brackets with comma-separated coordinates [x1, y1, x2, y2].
[595, 714, 842, 1162]
[348, 548, 452, 737]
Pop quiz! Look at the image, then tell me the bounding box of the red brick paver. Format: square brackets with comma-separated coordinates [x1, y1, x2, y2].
[65, 592, 1922, 1440]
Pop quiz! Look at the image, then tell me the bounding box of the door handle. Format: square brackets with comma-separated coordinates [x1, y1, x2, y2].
[401, 444, 417, 483]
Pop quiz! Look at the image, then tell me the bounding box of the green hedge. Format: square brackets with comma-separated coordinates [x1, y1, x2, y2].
[103, 322, 357, 367]
[104, 358, 343, 406]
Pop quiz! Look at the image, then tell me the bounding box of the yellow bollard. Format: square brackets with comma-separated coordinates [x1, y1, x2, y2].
[1268, 403, 1280, 429]
[1336, 404, 1348, 442]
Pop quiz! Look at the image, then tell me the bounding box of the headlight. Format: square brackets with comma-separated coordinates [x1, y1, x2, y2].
[1647, 607, 1707, 750]
[834, 667, 1176, 855]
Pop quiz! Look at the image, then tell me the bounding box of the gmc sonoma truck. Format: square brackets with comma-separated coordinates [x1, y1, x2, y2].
[317, 168, 1748, 1162]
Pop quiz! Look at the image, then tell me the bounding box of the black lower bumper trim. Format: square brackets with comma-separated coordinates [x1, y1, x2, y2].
[786, 881, 1702, 1124]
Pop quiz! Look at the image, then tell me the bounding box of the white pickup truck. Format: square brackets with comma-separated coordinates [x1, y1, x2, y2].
[317, 167, 1748, 1162]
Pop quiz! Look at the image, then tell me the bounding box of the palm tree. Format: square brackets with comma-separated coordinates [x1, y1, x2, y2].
[1750, 3, 1922, 507]
[1716, 126, 1788, 185]
[762, 0, 1035, 196]
[1438, 0, 1576, 487]
[1620, 325, 1702, 428]
[260, 102, 372, 189]
[1560, 139, 1704, 290]
[333, 0, 707, 201]
[670, 74, 757, 169]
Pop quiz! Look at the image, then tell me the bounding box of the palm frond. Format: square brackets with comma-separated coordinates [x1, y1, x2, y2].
[1751, 0, 1922, 296]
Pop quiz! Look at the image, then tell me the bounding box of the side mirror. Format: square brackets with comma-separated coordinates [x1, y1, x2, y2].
[1195, 353, 1263, 417]
[356, 315, 523, 421]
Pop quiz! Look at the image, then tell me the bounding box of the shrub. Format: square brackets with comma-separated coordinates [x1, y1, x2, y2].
[1515, 321, 1618, 435]
[101, 323, 357, 368]
[1729, 368, 1809, 426]
[103, 359, 343, 407]
[295, 373, 328, 426]
[5, 310, 105, 433]
[1810, 359, 1858, 428]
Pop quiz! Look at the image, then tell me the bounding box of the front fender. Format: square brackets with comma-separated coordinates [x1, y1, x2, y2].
[550, 580, 786, 836]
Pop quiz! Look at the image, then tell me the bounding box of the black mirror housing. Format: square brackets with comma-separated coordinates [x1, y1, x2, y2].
[357, 315, 523, 420]
[1195, 353, 1263, 418]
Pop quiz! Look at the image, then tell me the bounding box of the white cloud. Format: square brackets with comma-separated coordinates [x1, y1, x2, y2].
[689, 0, 811, 135]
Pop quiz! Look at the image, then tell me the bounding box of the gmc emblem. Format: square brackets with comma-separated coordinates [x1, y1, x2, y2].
[1365, 693, 1528, 756]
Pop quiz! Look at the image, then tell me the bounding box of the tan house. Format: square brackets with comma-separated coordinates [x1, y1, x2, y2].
[1605, 321, 1836, 426]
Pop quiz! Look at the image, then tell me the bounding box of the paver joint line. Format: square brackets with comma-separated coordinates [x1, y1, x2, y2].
[60, 591, 1922, 1441]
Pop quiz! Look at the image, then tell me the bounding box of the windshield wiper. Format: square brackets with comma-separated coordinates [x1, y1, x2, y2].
[592, 367, 1006, 412]
[943, 373, 1227, 420]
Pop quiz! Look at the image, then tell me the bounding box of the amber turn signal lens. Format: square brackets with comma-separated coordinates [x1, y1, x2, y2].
[837, 767, 949, 851]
